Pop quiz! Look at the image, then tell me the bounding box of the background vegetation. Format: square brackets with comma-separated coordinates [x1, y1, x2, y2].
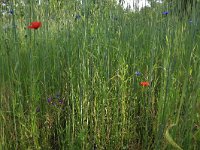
[0, 0, 200, 149]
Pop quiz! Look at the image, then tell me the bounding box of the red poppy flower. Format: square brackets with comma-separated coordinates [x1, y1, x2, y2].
[140, 81, 150, 87]
[28, 21, 42, 29]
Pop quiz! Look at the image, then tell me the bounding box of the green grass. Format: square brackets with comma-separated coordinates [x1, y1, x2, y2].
[1, 1, 200, 149]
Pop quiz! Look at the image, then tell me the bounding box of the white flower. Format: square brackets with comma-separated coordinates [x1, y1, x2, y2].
[2, 2, 7, 7]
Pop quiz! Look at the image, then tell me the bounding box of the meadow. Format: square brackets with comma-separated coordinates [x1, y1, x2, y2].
[0, 1, 200, 149]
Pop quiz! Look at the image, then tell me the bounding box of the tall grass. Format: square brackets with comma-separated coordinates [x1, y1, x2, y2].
[0, 0, 200, 149]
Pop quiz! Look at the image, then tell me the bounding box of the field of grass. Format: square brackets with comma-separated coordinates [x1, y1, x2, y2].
[1, 1, 200, 149]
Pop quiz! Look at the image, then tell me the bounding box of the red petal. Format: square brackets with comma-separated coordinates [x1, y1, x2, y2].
[140, 82, 150, 86]
[28, 21, 42, 29]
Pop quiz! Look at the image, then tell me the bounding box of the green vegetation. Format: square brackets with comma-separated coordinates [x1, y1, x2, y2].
[0, 0, 200, 149]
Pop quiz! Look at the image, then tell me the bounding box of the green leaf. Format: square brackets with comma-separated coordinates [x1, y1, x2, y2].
[165, 124, 183, 150]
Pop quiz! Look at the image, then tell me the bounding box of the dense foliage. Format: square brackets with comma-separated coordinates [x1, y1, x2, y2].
[1, 0, 200, 149]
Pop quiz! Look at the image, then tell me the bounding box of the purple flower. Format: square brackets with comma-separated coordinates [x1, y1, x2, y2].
[9, 10, 14, 15]
[58, 99, 63, 104]
[162, 11, 169, 15]
[47, 94, 64, 107]
[135, 71, 142, 76]
[47, 97, 52, 103]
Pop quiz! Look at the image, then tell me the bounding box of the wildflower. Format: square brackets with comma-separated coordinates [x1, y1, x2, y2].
[47, 93, 64, 107]
[9, 10, 14, 15]
[140, 81, 150, 87]
[75, 14, 81, 20]
[58, 99, 63, 104]
[2, 2, 7, 7]
[28, 21, 42, 29]
[162, 11, 169, 15]
[47, 97, 52, 103]
[135, 71, 142, 76]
